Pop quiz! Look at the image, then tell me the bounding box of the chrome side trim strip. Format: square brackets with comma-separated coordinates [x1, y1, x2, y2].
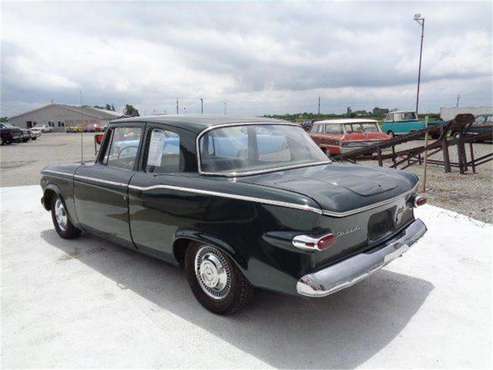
[74, 175, 128, 188]
[128, 183, 322, 214]
[199, 160, 332, 177]
[194, 121, 330, 177]
[321, 183, 418, 217]
[41, 170, 73, 177]
[42, 170, 128, 187]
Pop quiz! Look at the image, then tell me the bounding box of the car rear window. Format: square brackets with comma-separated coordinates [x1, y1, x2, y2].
[199, 124, 328, 175]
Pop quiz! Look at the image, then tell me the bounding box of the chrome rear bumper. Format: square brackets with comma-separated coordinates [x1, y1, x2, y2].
[297, 218, 427, 297]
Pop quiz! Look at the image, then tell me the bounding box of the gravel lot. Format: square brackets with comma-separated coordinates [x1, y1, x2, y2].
[361, 140, 493, 223]
[0, 133, 97, 187]
[1, 134, 492, 222]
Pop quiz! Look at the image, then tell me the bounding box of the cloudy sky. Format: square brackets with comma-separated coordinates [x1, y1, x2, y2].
[1, 1, 492, 117]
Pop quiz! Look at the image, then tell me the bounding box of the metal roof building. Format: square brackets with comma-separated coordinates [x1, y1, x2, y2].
[8, 104, 122, 131]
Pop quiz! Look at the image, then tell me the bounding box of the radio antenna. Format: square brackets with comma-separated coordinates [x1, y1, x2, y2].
[80, 90, 84, 164]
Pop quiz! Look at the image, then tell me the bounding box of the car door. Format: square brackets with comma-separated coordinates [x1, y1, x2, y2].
[128, 124, 196, 261]
[74, 124, 144, 246]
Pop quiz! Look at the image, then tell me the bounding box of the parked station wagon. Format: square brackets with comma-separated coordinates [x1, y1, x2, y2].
[40, 116, 427, 314]
[310, 119, 391, 156]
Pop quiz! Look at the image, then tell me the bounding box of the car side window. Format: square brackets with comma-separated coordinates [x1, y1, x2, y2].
[105, 127, 143, 170]
[145, 128, 183, 173]
[325, 124, 343, 134]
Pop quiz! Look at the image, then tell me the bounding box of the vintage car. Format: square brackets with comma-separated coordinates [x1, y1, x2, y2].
[40, 116, 427, 314]
[467, 114, 493, 142]
[382, 111, 445, 137]
[310, 119, 392, 156]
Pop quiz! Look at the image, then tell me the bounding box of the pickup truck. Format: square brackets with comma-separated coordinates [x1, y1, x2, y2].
[0, 122, 23, 145]
[382, 111, 444, 138]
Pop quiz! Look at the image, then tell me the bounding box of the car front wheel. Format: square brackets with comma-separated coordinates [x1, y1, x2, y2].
[185, 243, 254, 315]
[51, 195, 81, 239]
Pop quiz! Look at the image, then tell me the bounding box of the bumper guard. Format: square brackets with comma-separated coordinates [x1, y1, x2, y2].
[297, 218, 427, 297]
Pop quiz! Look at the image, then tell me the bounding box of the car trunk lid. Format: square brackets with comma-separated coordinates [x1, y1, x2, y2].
[237, 163, 417, 214]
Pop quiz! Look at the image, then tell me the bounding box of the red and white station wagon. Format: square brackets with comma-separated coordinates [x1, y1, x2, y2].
[310, 118, 391, 156]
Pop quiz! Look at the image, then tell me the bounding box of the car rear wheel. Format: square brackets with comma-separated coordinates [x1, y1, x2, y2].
[185, 243, 254, 315]
[51, 195, 81, 239]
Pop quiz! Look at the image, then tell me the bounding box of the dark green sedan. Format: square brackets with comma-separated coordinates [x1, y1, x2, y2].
[40, 115, 427, 314]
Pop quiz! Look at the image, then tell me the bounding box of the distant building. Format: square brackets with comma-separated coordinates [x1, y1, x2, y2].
[8, 104, 122, 132]
[440, 106, 493, 121]
[353, 110, 369, 117]
[372, 107, 389, 116]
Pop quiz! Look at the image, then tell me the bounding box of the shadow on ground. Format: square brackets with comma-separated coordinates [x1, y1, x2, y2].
[41, 230, 434, 369]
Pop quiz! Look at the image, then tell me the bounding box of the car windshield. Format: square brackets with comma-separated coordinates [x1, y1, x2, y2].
[1, 123, 15, 128]
[199, 124, 328, 175]
[344, 123, 380, 133]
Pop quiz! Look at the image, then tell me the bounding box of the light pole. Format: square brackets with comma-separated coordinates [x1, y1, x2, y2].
[414, 13, 425, 115]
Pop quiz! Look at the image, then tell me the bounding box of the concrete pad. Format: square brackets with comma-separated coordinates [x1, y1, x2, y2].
[1, 185, 492, 369]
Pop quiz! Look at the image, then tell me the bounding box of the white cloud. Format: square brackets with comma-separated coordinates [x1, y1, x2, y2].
[1, 1, 491, 117]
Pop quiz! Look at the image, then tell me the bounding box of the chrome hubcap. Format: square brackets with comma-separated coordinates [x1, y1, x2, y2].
[54, 198, 68, 231]
[195, 246, 231, 300]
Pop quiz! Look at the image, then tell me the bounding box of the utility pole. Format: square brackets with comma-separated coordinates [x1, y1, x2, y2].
[317, 96, 321, 115]
[176, 99, 179, 115]
[456, 94, 461, 108]
[414, 14, 425, 115]
[200, 98, 204, 114]
[79, 90, 84, 165]
[422, 115, 429, 193]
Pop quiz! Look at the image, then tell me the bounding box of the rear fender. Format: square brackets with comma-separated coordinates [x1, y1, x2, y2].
[173, 229, 248, 272]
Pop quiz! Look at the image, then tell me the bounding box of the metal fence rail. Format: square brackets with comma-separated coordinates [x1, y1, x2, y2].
[332, 114, 492, 174]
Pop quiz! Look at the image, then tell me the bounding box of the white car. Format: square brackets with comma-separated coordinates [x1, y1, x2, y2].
[31, 127, 44, 135]
[32, 125, 52, 133]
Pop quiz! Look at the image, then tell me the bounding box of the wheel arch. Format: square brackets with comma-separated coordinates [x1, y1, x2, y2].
[172, 230, 248, 274]
[41, 184, 63, 210]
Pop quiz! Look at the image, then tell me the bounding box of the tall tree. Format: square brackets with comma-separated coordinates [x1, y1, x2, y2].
[124, 104, 140, 117]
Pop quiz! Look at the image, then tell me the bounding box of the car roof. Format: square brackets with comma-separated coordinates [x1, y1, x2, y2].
[110, 115, 289, 133]
[313, 118, 378, 124]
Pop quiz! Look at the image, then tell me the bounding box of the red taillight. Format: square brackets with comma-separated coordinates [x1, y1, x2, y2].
[316, 234, 337, 250]
[414, 195, 427, 207]
[292, 233, 336, 252]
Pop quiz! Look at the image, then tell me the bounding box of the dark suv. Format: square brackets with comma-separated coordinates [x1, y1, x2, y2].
[0, 123, 23, 145]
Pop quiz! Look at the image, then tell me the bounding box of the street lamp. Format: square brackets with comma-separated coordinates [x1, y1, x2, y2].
[414, 13, 425, 115]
